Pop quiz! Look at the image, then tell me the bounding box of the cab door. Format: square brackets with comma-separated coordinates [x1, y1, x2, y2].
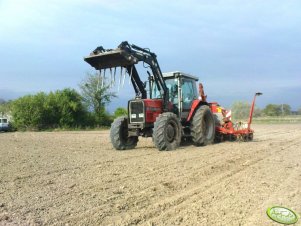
[181, 79, 198, 119]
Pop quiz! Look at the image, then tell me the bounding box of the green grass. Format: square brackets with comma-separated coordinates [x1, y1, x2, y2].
[252, 115, 301, 124]
[232, 115, 301, 124]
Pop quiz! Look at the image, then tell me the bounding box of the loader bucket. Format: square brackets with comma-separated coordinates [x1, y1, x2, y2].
[84, 49, 138, 70]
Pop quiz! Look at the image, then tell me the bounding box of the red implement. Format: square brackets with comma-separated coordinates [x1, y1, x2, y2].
[211, 92, 262, 142]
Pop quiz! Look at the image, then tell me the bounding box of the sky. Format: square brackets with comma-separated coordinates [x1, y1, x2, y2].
[0, 0, 300, 111]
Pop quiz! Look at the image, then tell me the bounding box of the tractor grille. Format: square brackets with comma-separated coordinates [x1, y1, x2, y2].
[129, 100, 144, 123]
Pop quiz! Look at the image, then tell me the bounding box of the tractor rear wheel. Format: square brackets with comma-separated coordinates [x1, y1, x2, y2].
[153, 112, 181, 151]
[110, 116, 138, 150]
[191, 105, 215, 146]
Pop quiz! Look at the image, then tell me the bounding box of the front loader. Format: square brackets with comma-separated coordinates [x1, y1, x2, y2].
[84, 41, 216, 151]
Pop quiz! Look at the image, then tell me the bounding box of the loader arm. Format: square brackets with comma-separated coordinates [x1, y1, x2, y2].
[84, 41, 170, 111]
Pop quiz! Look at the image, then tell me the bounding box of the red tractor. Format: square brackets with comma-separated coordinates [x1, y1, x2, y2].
[84, 41, 260, 151]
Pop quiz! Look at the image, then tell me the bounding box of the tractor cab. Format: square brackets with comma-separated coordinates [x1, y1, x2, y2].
[151, 71, 199, 119]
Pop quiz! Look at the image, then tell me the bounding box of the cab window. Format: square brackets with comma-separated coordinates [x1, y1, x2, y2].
[182, 79, 198, 109]
[151, 78, 178, 103]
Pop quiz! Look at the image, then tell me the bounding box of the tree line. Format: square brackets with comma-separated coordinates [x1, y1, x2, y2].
[231, 102, 300, 120]
[0, 73, 127, 131]
[0, 73, 300, 130]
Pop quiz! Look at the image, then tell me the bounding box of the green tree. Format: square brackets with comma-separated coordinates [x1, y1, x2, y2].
[263, 104, 291, 116]
[253, 106, 262, 117]
[263, 104, 281, 116]
[44, 91, 61, 127]
[280, 104, 291, 115]
[114, 107, 127, 118]
[231, 101, 251, 120]
[53, 88, 87, 128]
[0, 99, 12, 116]
[11, 89, 88, 130]
[79, 72, 116, 125]
[12, 93, 48, 130]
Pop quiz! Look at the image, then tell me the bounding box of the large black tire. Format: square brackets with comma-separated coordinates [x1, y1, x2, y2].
[153, 112, 181, 151]
[191, 105, 215, 146]
[214, 132, 223, 143]
[110, 117, 138, 150]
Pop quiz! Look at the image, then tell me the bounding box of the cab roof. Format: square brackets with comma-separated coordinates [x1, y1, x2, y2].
[162, 71, 199, 81]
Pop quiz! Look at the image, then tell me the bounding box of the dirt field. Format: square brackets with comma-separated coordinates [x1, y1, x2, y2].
[0, 124, 301, 226]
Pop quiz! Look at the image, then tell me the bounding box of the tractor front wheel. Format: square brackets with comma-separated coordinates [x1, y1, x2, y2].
[191, 105, 215, 146]
[110, 117, 138, 150]
[153, 113, 181, 151]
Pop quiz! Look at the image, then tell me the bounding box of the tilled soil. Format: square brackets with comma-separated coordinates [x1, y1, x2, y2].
[0, 124, 301, 226]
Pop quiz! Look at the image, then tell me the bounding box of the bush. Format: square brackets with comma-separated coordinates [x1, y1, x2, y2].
[11, 89, 88, 130]
[114, 107, 128, 118]
[263, 104, 291, 116]
[231, 101, 251, 120]
[12, 93, 47, 130]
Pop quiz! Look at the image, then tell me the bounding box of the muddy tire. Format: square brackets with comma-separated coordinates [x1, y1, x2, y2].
[153, 113, 181, 151]
[191, 105, 215, 146]
[110, 117, 138, 150]
[214, 132, 223, 143]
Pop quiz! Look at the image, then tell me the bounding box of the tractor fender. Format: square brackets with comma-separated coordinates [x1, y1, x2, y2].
[186, 99, 209, 122]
